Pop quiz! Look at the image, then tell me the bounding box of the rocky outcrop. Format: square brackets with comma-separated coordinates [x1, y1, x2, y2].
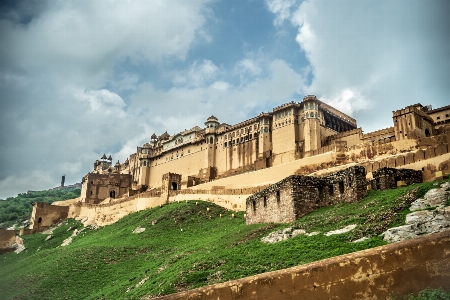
[383, 182, 450, 243]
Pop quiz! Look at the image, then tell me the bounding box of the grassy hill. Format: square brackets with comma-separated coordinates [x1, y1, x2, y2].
[0, 189, 81, 229]
[0, 180, 447, 299]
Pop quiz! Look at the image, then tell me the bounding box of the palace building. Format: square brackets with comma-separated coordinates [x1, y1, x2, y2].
[80, 95, 450, 204]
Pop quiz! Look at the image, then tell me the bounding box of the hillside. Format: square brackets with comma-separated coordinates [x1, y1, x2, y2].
[0, 189, 81, 229]
[0, 180, 447, 299]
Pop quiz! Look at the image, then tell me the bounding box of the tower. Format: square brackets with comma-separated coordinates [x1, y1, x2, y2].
[204, 116, 219, 170]
[61, 175, 65, 187]
[302, 95, 323, 152]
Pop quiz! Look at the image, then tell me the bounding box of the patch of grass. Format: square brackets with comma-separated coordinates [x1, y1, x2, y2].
[0, 179, 448, 299]
[395, 288, 450, 300]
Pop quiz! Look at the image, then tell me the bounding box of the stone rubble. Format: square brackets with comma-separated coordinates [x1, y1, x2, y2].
[383, 181, 450, 243]
[261, 224, 360, 243]
[132, 227, 146, 234]
[61, 228, 85, 247]
[8, 236, 26, 254]
[324, 225, 357, 236]
[261, 227, 309, 244]
[410, 181, 450, 211]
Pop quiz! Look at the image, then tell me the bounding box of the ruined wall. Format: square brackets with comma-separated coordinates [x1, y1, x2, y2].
[30, 202, 69, 231]
[371, 168, 422, 190]
[246, 177, 297, 224]
[157, 231, 450, 300]
[0, 229, 17, 254]
[246, 166, 367, 224]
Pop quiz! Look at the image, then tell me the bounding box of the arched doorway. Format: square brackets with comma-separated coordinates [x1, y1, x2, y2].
[171, 182, 178, 190]
[425, 129, 431, 137]
[110, 190, 116, 198]
[38, 217, 42, 224]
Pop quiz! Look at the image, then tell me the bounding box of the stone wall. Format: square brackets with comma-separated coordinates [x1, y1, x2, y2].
[155, 231, 450, 300]
[81, 173, 132, 204]
[0, 229, 17, 254]
[246, 166, 367, 224]
[29, 202, 70, 231]
[371, 168, 422, 190]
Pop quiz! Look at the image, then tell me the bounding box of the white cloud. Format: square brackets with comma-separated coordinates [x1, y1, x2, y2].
[266, 0, 299, 26]
[173, 60, 220, 88]
[268, 0, 450, 131]
[75, 89, 126, 116]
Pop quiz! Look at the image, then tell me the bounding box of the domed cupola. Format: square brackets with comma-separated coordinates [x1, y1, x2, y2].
[204, 115, 219, 144]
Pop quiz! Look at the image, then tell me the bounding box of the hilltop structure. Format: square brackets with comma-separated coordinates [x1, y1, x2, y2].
[26, 96, 450, 230]
[80, 96, 449, 204]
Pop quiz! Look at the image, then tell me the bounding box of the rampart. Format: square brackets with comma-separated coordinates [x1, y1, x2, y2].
[370, 167, 422, 190]
[246, 166, 367, 224]
[30, 202, 69, 231]
[155, 230, 450, 300]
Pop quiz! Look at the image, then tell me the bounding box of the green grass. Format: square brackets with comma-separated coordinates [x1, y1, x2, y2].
[0, 179, 448, 299]
[395, 288, 450, 300]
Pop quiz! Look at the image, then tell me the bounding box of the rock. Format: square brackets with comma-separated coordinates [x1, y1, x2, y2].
[291, 229, 306, 237]
[45, 235, 52, 241]
[132, 227, 146, 234]
[352, 237, 369, 243]
[410, 185, 449, 211]
[261, 228, 309, 243]
[383, 199, 450, 243]
[61, 237, 73, 247]
[382, 225, 420, 243]
[306, 232, 320, 236]
[325, 224, 357, 236]
[80, 217, 88, 223]
[14, 244, 26, 254]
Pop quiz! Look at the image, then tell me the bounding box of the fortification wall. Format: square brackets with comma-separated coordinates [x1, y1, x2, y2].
[30, 202, 69, 231]
[169, 194, 250, 211]
[156, 230, 450, 300]
[68, 195, 167, 226]
[190, 152, 335, 190]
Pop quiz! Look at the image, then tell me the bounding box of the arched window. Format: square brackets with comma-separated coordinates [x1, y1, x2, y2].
[171, 182, 178, 190]
[306, 112, 309, 118]
[209, 136, 214, 144]
[143, 161, 147, 167]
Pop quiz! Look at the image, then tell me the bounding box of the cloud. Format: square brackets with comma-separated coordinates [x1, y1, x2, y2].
[0, 0, 214, 198]
[172, 60, 220, 87]
[268, 0, 450, 131]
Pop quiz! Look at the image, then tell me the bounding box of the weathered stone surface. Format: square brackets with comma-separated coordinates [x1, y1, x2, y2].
[261, 228, 308, 243]
[132, 227, 146, 234]
[324, 224, 357, 236]
[370, 167, 422, 190]
[410, 182, 450, 211]
[247, 166, 367, 224]
[383, 182, 450, 243]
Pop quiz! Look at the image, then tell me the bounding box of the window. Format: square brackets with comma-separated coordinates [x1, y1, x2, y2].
[252, 200, 256, 212]
[329, 185, 334, 196]
[276, 191, 280, 204]
[437, 116, 440, 120]
[224, 142, 227, 147]
[263, 196, 267, 207]
[339, 181, 344, 194]
[249, 134, 252, 139]
[188, 150, 190, 153]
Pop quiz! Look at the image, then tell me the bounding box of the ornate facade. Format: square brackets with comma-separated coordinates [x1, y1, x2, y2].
[82, 95, 450, 201]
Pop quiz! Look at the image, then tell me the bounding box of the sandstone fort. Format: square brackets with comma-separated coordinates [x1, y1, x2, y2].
[26, 95, 450, 231]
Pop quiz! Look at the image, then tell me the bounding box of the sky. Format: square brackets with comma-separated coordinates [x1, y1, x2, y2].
[0, 0, 449, 199]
